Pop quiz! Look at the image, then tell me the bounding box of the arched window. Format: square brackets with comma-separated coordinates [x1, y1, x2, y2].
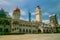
[38, 29, 41, 33]
[23, 24, 25, 26]
[29, 29, 31, 33]
[26, 29, 28, 33]
[20, 24, 22, 26]
[12, 29, 14, 31]
[19, 29, 21, 32]
[13, 21, 19, 25]
[23, 29, 25, 32]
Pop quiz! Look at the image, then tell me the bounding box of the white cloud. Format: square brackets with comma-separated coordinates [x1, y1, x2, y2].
[58, 19, 60, 24]
[31, 12, 35, 15]
[42, 20, 50, 24]
[20, 17, 28, 21]
[0, 0, 11, 5]
[43, 12, 50, 16]
[9, 12, 13, 17]
[20, 10, 26, 16]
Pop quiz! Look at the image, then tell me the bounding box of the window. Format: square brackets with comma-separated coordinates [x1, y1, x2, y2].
[23, 24, 25, 26]
[23, 29, 25, 32]
[26, 29, 28, 33]
[29, 29, 31, 33]
[20, 24, 22, 26]
[29, 25, 31, 27]
[15, 28, 16, 30]
[33, 25, 35, 27]
[12, 29, 14, 31]
[13, 21, 19, 25]
[38, 29, 41, 33]
[19, 29, 21, 32]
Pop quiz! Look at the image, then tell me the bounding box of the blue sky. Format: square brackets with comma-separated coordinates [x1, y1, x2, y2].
[0, 0, 60, 24]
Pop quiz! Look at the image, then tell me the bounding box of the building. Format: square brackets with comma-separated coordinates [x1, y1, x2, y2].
[0, 6, 60, 35]
[49, 14, 58, 27]
[28, 12, 31, 22]
[0, 6, 40, 34]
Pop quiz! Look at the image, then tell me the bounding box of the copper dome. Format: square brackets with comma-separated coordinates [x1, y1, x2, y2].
[13, 7, 20, 12]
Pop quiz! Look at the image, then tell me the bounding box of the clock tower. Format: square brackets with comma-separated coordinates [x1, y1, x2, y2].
[36, 6, 42, 23]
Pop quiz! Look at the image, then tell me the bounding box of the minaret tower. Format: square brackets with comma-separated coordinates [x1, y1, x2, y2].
[13, 7, 20, 19]
[36, 6, 42, 23]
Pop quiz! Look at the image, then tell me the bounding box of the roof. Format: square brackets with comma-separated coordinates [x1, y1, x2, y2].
[13, 7, 20, 12]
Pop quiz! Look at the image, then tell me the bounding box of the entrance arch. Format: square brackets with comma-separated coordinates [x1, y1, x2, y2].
[38, 29, 41, 33]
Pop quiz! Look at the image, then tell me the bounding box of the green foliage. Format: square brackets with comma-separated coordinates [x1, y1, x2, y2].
[0, 18, 10, 25]
[0, 8, 9, 18]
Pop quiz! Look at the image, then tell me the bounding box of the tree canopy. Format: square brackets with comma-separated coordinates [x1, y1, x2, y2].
[0, 18, 10, 25]
[0, 8, 9, 18]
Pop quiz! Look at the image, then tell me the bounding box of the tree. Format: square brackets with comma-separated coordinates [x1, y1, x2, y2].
[0, 8, 9, 18]
[0, 18, 10, 25]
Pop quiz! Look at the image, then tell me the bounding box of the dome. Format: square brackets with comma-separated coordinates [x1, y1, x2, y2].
[13, 7, 20, 12]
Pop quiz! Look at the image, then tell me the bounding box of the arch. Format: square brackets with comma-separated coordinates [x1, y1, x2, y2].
[13, 21, 19, 25]
[29, 29, 31, 33]
[23, 29, 25, 33]
[38, 29, 41, 33]
[19, 29, 21, 32]
[26, 29, 28, 33]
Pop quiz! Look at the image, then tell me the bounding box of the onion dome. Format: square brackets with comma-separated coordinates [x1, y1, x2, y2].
[13, 7, 20, 12]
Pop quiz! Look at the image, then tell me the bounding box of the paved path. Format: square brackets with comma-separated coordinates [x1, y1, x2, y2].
[0, 34, 60, 40]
